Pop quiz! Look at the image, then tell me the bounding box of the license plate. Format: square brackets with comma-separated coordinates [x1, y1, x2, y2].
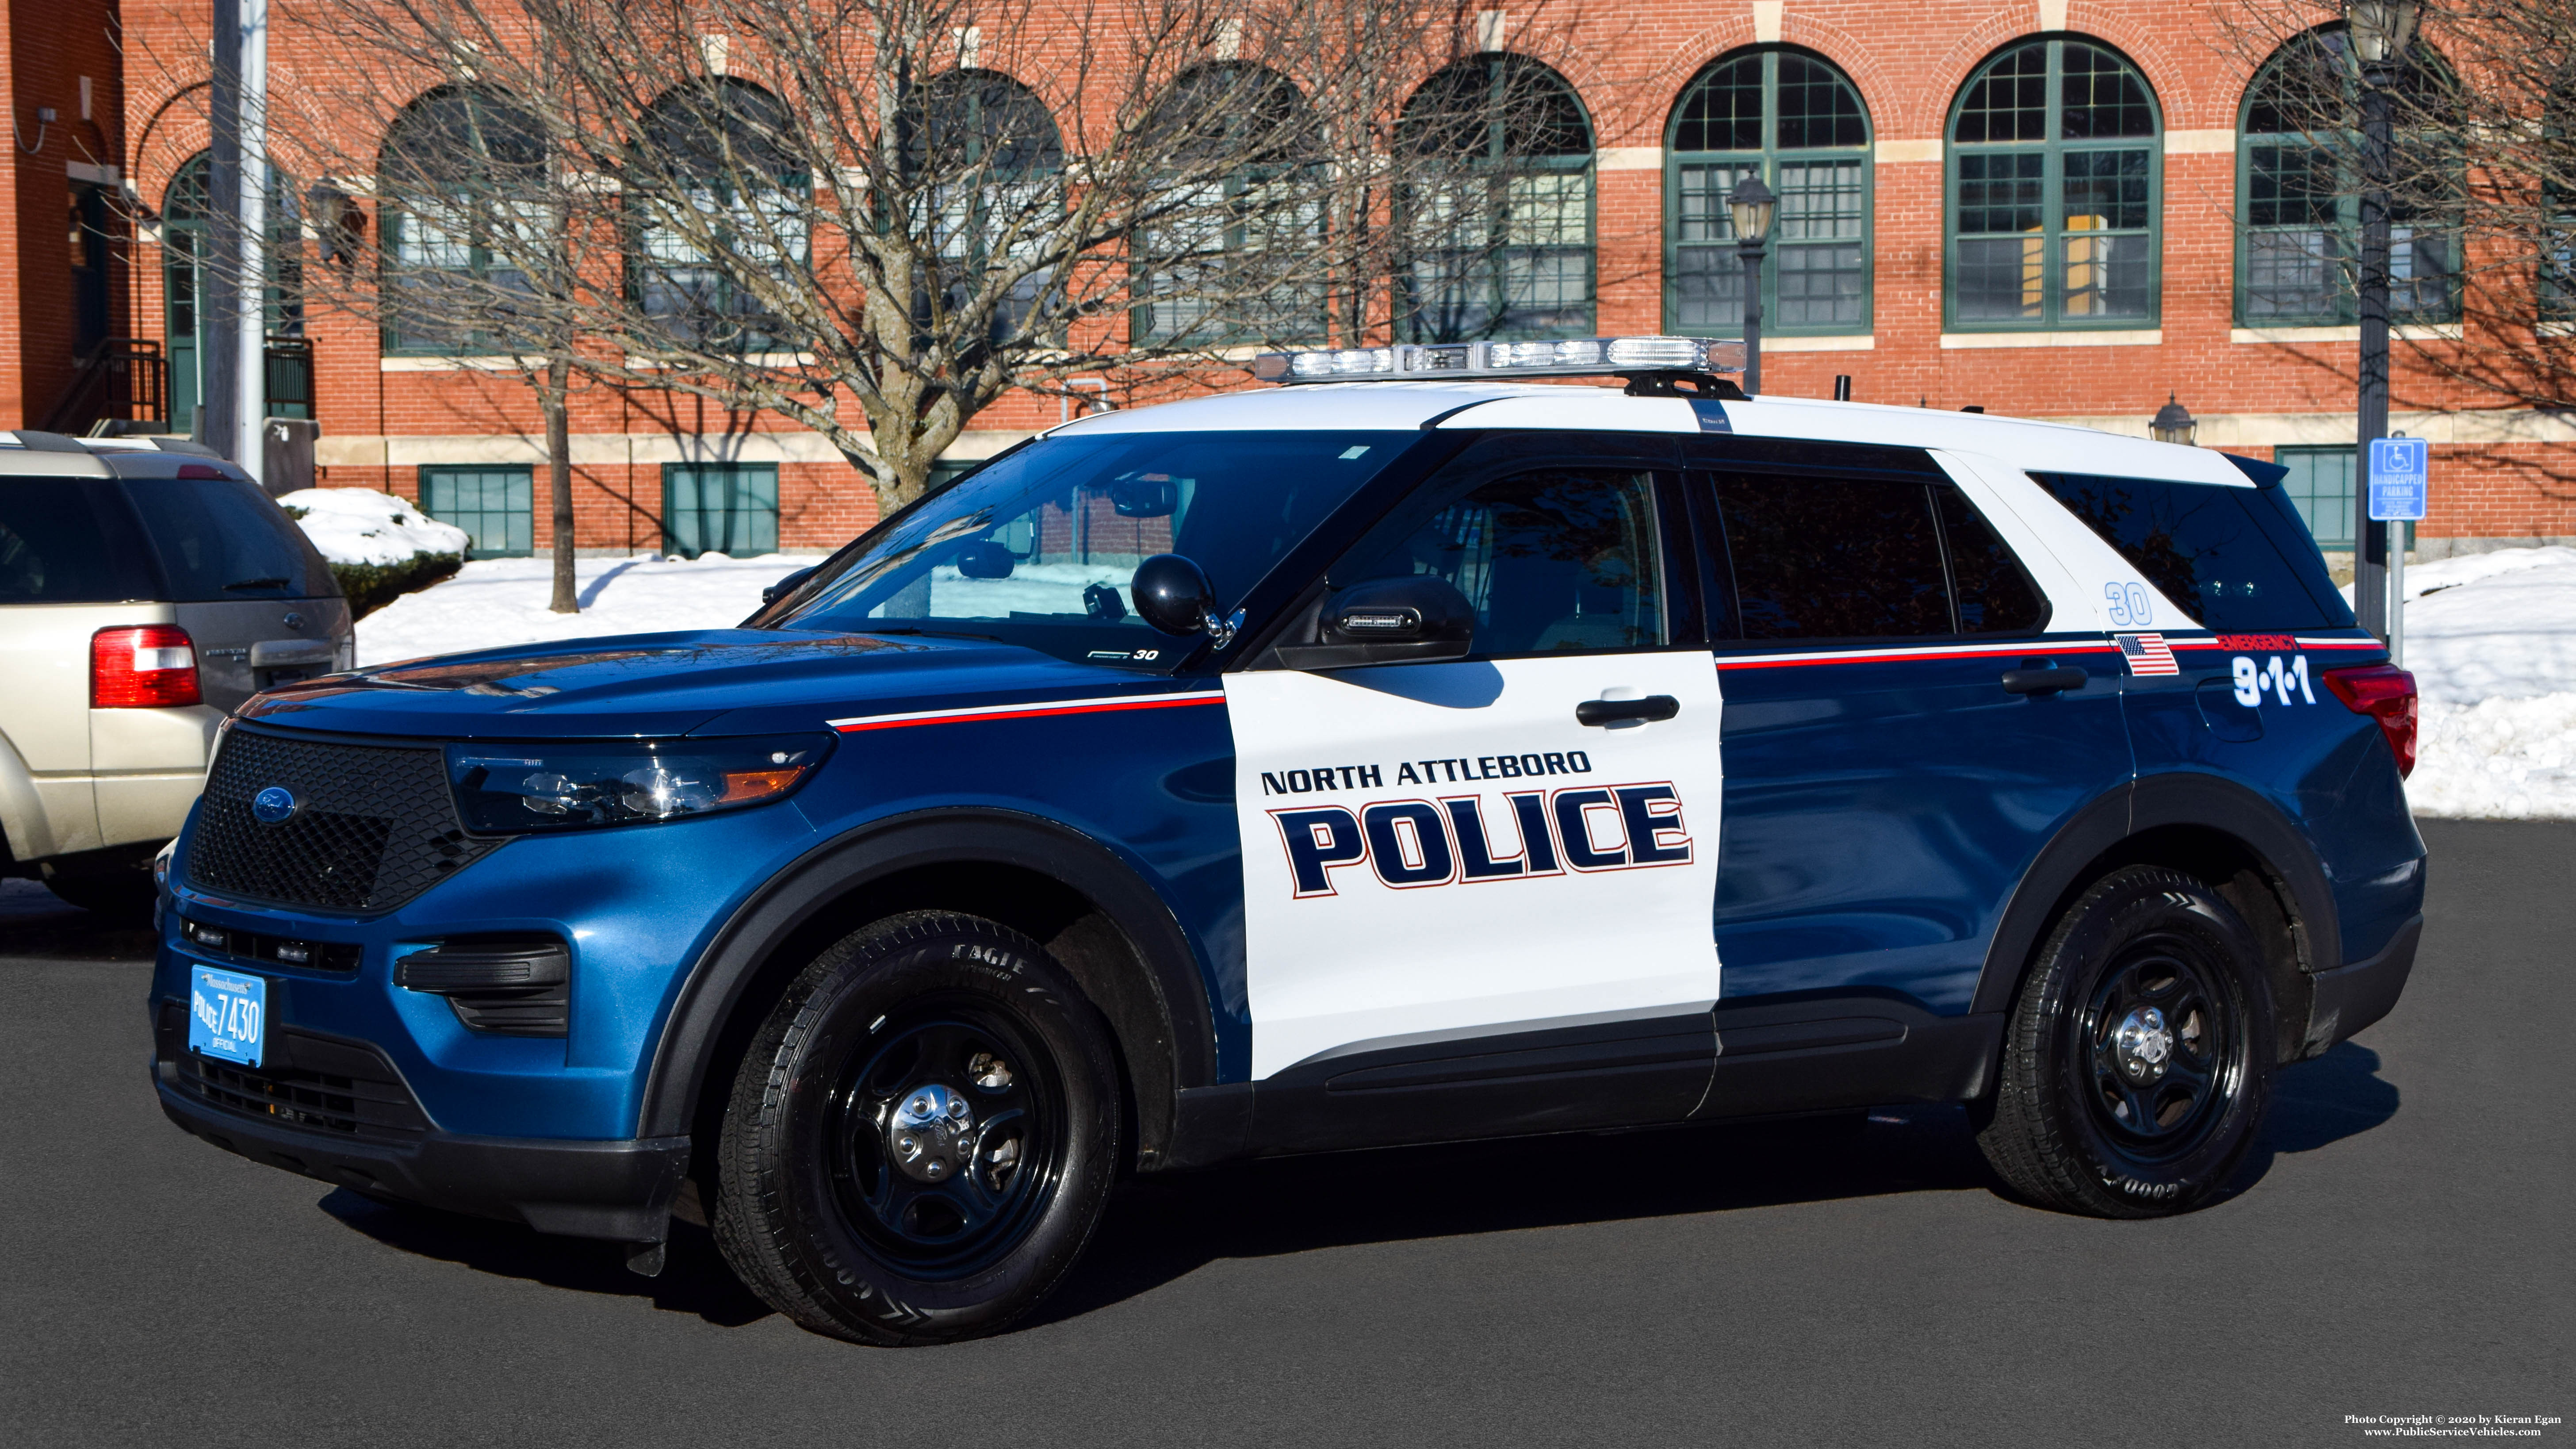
[189, 967, 267, 1068]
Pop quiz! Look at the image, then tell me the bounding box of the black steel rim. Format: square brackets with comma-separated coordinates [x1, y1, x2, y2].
[2073, 932, 2246, 1163]
[820, 994, 1064, 1279]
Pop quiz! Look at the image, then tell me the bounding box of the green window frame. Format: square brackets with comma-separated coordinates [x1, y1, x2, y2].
[1946, 36, 2161, 332]
[2235, 26, 2463, 327]
[162, 153, 308, 426]
[2273, 446, 2355, 549]
[903, 69, 1068, 346]
[1130, 64, 1328, 349]
[1664, 46, 1872, 336]
[418, 465, 534, 558]
[379, 88, 557, 357]
[662, 463, 779, 559]
[632, 80, 812, 356]
[1396, 54, 1597, 342]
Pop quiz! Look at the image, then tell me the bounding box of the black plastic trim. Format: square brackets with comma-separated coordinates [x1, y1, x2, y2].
[2303, 912, 2420, 1056]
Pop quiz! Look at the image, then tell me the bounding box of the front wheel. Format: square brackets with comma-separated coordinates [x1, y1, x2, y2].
[1976, 866, 2274, 1218]
[712, 912, 1121, 1344]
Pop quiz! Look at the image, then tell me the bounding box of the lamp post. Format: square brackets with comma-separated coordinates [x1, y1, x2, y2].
[1728, 172, 1778, 396]
[2151, 393, 2197, 445]
[2346, 0, 2418, 640]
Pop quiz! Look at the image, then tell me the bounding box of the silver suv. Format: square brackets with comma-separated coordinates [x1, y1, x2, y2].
[0, 431, 352, 915]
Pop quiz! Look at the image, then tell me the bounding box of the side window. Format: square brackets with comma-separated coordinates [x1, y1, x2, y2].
[2031, 472, 2342, 631]
[1711, 473, 1950, 639]
[1340, 467, 1666, 656]
[1935, 487, 2049, 633]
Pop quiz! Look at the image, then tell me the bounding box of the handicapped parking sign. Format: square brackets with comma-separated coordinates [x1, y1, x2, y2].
[2368, 437, 2429, 522]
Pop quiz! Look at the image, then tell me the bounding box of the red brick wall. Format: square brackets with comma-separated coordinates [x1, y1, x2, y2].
[2, 0, 127, 429]
[34, 0, 2573, 549]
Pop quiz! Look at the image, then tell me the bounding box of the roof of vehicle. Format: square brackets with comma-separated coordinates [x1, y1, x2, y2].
[1053, 382, 2254, 488]
[0, 430, 250, 481]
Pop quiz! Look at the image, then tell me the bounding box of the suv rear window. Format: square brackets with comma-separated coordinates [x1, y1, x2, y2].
[122, 476, 336, 601]
[0, 479, 159, 603]
[2032, 473, 2353, 632]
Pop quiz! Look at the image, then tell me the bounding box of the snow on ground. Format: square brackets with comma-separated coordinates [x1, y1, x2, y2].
[356, 552, 827, 667]
[278, 488, 470, 566]
[2392, 547, 2576, 819]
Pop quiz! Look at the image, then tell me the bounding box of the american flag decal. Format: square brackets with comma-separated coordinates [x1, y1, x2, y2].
[2117, 633, 2180, 676]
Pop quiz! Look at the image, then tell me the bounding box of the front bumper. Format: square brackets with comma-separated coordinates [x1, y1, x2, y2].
[152, 1004, 688, 1242]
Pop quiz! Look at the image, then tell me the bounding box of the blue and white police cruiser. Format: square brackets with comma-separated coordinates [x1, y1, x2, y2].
[154, 337, 2424, 1344]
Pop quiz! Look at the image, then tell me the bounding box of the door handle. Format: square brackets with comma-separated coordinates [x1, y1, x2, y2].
[1576, 695, 1680, 726]
[2000, 667, 2088, 696]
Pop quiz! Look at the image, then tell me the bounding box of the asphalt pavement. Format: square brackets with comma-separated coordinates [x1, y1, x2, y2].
[3, 820, 2568, 1448]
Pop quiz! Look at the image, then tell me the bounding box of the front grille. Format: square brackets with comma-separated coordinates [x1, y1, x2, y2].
[156, 1001, 431, 1140]
[187, 726, 500, 913]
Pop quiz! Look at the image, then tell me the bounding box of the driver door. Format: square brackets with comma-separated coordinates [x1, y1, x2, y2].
[1222, 435, 1726, 1146]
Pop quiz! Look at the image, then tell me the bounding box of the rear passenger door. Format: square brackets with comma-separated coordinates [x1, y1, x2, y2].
[1685, 440, 2129, 1018]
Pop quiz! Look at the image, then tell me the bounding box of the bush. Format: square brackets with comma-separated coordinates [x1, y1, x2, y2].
[331, 552, 463, 621]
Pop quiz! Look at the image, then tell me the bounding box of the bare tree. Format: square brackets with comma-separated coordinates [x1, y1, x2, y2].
[2219, 1, 2576, 417]
[163, 0, 1631, 533]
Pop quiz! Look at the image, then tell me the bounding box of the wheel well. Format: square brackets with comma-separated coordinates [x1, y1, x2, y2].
[685, 861, 1178, 1188]
[2033, 825, 2319, 1065]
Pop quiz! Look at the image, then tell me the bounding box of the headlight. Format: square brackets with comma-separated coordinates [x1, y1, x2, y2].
[445, 734, 833, 834]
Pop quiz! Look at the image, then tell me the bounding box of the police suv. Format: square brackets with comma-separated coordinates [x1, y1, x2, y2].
[153, 337, 2423, 1345]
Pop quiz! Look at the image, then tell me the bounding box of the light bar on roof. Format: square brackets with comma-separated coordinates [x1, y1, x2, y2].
[1250, 336, 1747, 385]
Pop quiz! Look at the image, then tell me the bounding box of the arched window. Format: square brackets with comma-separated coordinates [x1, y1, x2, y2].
[380, 87, 551, 354]
[1132, 63, 1324, 346]
[633, 79, 809, 353]
[903, 69, 1067, 344]
[1665, 48, 1871, 335]
[2546, 76, 2575, 320]
[1948, 37, 2159, 330]
[2238, 26, 2462, 326]
[1398, 54, 1594, 341]
[160, 154, 305, 426]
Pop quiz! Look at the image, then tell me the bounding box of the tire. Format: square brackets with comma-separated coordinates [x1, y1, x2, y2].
[711, 911, 1122, 1345]
[1976, 866, 2275, 1219]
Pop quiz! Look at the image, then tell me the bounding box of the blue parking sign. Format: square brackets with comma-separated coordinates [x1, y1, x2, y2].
[2369, 437, 2428, 522]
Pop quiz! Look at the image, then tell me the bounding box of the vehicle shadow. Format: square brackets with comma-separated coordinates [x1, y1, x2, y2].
[313, 1045, 2401, 1336]
[0, 879, 156, 961]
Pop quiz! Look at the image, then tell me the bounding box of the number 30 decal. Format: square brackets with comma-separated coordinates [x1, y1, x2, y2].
[2104, 581, 2152, 625]
[2233, 654, 2316, 708]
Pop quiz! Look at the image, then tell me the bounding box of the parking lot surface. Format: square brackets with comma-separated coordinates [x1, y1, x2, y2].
[4, 819, 2567, 1448]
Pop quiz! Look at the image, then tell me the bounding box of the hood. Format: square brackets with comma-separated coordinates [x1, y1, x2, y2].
[237, 628, 1165, 740]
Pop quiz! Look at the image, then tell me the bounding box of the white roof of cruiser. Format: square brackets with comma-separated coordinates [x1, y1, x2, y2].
[1053, 382, 2254, 488]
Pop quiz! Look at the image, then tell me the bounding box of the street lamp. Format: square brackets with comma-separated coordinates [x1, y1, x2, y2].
[2150, 392, 2197, 445]
[1728, 172, 1778, 396]
[2345, 0, 2419, 640]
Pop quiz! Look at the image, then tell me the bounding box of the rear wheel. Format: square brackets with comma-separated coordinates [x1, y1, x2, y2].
[712, 912, 1121, 1344]
[1977, 866, 2274, 1218]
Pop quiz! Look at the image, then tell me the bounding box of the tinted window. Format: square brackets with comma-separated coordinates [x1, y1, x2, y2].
[777, 431, 1411, 667]
[1715, 473, 1951, 639]
[0, 480, 158, 603]
[2033, 473, 2340, 630]
[1338, 467, 1665, 656]
[1936, 487, 2050, 632]
[123, 476, 335, 601]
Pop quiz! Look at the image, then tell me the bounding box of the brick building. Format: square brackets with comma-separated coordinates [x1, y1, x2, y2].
[8, 0, 2571, 560]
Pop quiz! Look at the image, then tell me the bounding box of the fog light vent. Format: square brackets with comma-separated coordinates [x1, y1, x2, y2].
[396, 935, 571, 1037]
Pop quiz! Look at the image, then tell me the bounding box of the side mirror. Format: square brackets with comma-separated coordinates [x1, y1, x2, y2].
[955, 540, 1015, 579]
[761, 566, 817, 606]
[1276, 575, 1476, 671]
[1130, 554, 1240, 648]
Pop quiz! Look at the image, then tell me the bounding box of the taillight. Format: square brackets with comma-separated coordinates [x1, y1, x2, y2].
[2323, 663, 2417, 778]
[91, 625, 203, 708]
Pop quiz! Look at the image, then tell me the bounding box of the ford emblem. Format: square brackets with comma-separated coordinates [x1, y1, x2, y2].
[282, 611, 306, 631]
[251, 786, 300, 824]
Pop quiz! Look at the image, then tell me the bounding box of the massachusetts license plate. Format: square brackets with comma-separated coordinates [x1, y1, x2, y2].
[189, 966, 267, 1067]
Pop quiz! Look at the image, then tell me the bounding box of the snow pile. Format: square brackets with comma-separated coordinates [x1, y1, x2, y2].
[278, 488, 471, 567]
[2395, 547, 2576, 819]
[356, 552, 827, 667]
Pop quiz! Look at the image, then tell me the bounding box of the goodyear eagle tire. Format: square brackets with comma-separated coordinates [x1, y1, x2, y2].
[1976, 866, 2274, 1219]
[712, 911, 1121, 1344]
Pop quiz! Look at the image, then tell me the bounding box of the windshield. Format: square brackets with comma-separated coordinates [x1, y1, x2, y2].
[771, 430, 1416, 667]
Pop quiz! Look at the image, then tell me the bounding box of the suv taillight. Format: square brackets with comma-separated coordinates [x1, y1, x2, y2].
[92, 625, 203, 708]
[2323, 663, 2417, 778]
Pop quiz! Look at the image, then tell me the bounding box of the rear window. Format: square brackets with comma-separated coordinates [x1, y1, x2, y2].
[122, 476, 337, 601]
[0, 479, 159, 603]
[2032, 473, 2351, 631]
[1708, 474, 2048, 640]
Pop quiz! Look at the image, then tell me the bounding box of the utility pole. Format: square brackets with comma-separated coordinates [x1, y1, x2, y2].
[203, 0, 239, 457]
[2346, 0, 2419, 641]
[235, 0, 270, 484]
